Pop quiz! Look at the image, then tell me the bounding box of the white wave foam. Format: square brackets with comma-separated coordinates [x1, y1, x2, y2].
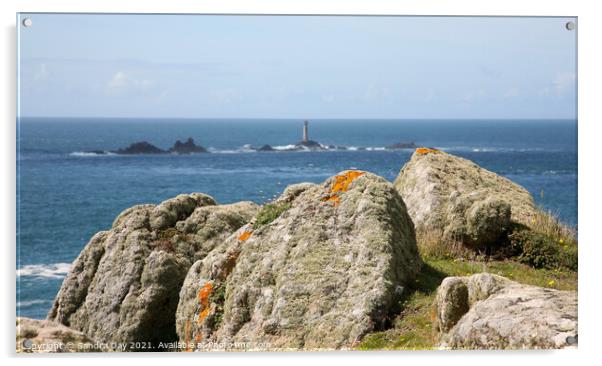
[441, 146, 555, 153]
[69, 151, 116, 157]
[17, 299, 53, 307]
[272, 144, 298, 151]
[17, 263, 71, 279]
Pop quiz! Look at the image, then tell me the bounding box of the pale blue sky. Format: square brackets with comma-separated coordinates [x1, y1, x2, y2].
[18, 14, 577, 119]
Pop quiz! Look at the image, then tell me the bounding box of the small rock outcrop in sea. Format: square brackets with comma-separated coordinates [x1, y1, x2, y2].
[17, 317, 95, 353]
[295, 139, 325, 150]
[176, 171, 422, 350]
[393, 148, 538, 248]
[385, 142, 417, 150]
[48, 193, 258, 348]
[256, 144, 275, 152]
[169, 138, 208, 154]
[434, 273, 577, 349]
[114, 141, 168, 154]
[108, 138, 208, 155]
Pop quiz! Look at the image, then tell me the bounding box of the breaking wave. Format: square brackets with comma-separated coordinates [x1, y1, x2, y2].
[17, 263, 71, 279]
[69, 151, 116, 157]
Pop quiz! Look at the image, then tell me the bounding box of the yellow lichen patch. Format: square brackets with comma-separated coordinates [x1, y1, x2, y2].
[321, 171, 365, 206]
[238, 230, 252, 241]
[415, 147, 441, 155]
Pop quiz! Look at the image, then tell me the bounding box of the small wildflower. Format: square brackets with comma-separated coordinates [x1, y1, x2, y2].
[559, 239, 564, 244]
[548, 280, 556, 287]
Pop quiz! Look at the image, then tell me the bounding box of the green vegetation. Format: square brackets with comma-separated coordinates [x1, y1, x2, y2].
[209, 284, 226, 329]
[507, 227, 577, 271]
[358, 256, 578, 350]
[18, 328, 38, 339]
[253, 202, 291, 229]
[416, 209, 577, 271]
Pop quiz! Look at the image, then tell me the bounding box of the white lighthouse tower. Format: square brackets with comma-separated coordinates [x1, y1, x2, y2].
[303, 120, 309, 143]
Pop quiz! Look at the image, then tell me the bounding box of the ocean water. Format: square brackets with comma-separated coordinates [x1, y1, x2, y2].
[16, 118, 578, 319]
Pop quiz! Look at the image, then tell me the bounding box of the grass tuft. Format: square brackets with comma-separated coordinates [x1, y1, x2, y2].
[253, 202, 291, 229]
[358, 256, 577, 350]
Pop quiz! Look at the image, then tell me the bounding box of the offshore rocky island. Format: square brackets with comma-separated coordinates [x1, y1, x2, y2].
[83, 121, 418, 155]
[18, 148, 577, 352]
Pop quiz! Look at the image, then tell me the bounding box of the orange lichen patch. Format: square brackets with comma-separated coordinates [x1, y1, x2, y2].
[194, 333, 203, 344]
[197, 307, 211, 324]
[238, 230, 252, 241]
[323, 195, 340, 205]
[197, 282, 214, 325]
[415, 147, 441, 155]
[330, 171, 365, 193]
[198, 282, 213, 308]
[184, 320, 192, 352]
[321, 171, 364, 206]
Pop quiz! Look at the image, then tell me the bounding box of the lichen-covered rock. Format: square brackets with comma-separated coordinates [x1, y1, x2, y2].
[394, 148, 537, 248]
[274, 182, 316, 204]
[176, 171, 422, 350]
[48, 194, 258, 349]
[434, 273, 577, 349]
[16, 317, 95, 353]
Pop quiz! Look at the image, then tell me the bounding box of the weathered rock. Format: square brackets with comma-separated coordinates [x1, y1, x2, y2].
[176, 171, 422, 350]
[385, 142, 417, 150]
[48, 194, 258, 349]
[169, 138, 207, 154]
[256, 144, 275, 152]
[434, 273, 577, 349]
[274, 182, 317, 204]
[394, 148, 537, 248]
[16, 317, 95, 353]
[114, 141, 167, 154]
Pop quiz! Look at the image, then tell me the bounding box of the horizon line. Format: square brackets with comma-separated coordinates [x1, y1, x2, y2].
[17, 116, 578, 121]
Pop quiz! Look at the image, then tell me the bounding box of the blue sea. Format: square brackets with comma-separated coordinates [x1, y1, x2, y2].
[16, 118, 578, 319]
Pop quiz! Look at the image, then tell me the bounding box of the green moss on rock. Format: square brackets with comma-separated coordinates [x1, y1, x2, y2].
[253, 202, 291, 229]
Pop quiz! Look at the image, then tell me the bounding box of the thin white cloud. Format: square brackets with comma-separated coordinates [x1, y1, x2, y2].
[537, 72, 576, 98]
[462, 89, 486, 102]
[33, 63, 49, 81]
[209, 88, 237, 104]
[424, 89, 437, 102]
[553, 72, 576, 95]
[105, 71, 156, 96]
[503, 87, 520, 99]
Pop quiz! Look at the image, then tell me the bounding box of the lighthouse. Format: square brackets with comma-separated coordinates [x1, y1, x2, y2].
[303, 120, 309, 143]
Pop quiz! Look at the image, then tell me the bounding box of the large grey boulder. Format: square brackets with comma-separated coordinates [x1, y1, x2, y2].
[16, 317, 95, 353]
[176, 171, 422, 350]
[48, 193, 258, 349]
[394, 148, 537, 248]
[434, 273, 577, 349]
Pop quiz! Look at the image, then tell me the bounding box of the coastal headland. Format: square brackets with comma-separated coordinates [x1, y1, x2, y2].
[18, 148, 577, 352]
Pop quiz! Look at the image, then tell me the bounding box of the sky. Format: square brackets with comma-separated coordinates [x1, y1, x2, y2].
[18, 14, 577, 119]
